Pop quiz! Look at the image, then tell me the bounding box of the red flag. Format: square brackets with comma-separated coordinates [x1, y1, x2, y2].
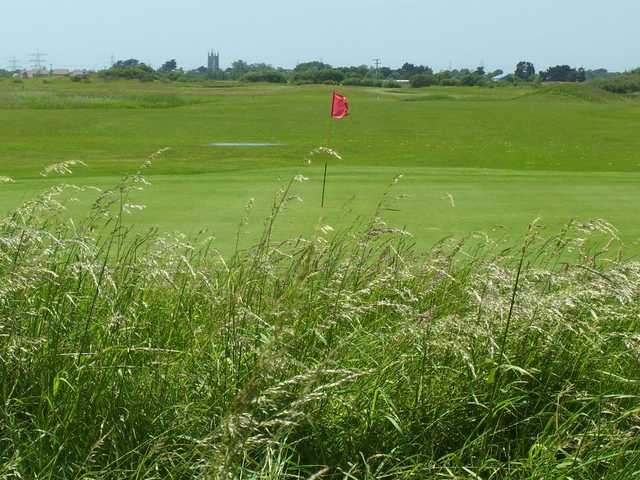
[331, 91, 349, 119]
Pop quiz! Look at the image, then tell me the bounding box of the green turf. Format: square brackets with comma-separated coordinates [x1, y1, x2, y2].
[1, 77, 639, 253]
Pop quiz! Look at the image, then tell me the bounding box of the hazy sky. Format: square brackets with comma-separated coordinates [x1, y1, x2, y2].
[2, 0, 638, 72]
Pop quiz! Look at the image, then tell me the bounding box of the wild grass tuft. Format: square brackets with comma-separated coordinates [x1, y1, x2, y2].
[0, 154, 639, 479]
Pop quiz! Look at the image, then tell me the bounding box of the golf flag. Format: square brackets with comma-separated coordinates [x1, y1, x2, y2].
[331, 91, 349, 119]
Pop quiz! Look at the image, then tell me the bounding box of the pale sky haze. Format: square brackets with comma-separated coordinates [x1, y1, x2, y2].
[2, 0, 638, 72]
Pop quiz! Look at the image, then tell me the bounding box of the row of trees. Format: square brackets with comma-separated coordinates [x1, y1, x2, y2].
[93, 58, 629, 89]
[511, 62, 615, 83]
[513, 62, 587, 83]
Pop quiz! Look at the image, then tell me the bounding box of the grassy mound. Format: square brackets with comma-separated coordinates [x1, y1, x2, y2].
[520, 83, 623, 103]
[1, 161, 639, 479]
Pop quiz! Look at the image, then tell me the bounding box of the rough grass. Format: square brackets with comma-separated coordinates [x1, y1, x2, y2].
[1, 157, 639, 479]
[0, 91, 211, 109]
[520, 84, 625, 103]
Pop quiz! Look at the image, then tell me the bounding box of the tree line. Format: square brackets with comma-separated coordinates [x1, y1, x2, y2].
[7, 58, 636, 93]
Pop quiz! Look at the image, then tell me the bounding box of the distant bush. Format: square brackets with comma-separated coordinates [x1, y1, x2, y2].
[410, 73, 438, 88]
[342, 77, 362, 86]
[438, 77, 459, 86]
[100, 59, 157, 81]
[291, 68, 345, 85]
[594, 73, 640, 94]
[359, 78, 383, 87]
[70, 74, 90, 83]
[241, 70, 287, 83]
[341, 77, 386, 88]
[461, 72, 486, 86]
[383, 80, 401, 88]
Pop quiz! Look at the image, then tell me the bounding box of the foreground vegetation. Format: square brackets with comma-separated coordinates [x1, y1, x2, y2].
[1, 162, 639, 478]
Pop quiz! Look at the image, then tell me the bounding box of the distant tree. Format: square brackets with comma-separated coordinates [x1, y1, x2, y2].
[515, 61, 536, 81]
[225, 60, 250, 80]
[398, 63, 432, 79]
[242, 69, 287, 83]
[410, 73, 438, 88]
[100, 59, 156, 81]
[462, 71, 486, 86]
[291, 68, 344, 84]
[540, 65, 586, 82]
[338, 65, 369, 79]
[158, 59, 177, 73]
[487, 69, 504, 78]
[584, 68, 610, 81]
[475, 66, 486, 76]
[114, 59, 142, 68]
[379, 67, 392, 79]
[294, 61, 332, 72]
[434, 70, 456, 86]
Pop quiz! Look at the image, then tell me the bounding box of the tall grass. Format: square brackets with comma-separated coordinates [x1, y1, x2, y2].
[1, 153, 639, 479]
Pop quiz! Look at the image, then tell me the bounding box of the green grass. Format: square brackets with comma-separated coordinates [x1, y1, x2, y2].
[1, 78, 640, 254]
[0, 173, 638, 478]
[1, 78, 640, 478]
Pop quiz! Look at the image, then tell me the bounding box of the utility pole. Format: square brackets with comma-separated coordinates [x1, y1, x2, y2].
[372, 58, 381, 80]
[29, 50, 47, 70]
[8, 57, 20, 72]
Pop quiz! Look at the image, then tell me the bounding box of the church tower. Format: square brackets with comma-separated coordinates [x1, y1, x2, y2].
[207, 50, 220, 72]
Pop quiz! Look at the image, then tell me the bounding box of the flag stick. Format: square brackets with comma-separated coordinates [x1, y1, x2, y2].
[321, 159, 328, 208]
[321, 92, 336, 208]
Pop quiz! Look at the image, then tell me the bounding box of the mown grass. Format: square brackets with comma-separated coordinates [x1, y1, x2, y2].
[1, 158, 639, 479]
[1, 79, 640, 254]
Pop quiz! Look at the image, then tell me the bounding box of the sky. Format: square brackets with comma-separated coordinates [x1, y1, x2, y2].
[2, 0, 639, 72]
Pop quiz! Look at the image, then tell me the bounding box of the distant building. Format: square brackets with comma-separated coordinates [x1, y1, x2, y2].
[51, 69, 70, 76]
[492, 72, 511, 82]
[207, 50, 220, 72]
[23, 68, 48, 78]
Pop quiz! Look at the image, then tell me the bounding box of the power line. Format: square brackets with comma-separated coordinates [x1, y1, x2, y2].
[8, 57, 20, 71]
[29, 50, 47, 70]
[373, 58, 381, 79]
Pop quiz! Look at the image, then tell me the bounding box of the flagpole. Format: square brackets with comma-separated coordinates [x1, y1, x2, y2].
[321, 91, 336, 208]
[321, 159, 329, 208]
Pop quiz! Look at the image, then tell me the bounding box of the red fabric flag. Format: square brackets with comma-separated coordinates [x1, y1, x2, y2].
[331, 91, 349, 119]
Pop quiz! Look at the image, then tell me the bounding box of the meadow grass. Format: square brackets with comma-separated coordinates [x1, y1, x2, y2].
[0, 159, 639, 479]
[0, 91, 212, 110]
